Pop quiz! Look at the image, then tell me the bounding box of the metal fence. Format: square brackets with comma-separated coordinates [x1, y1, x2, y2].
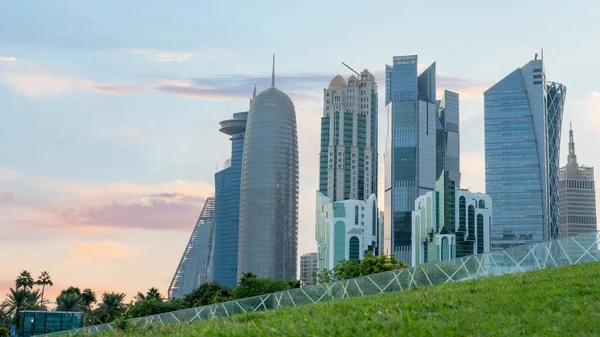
[44, 230, 600, 336]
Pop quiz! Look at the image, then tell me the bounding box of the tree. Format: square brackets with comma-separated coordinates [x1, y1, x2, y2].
[316, 268, 334, 284]
[287, 280, 302, 289]
[183, 282, 232, 307]
[81, 288, 97, 309]
[0, 288, 40, 328]
[94, 292, 126, 323]
[56, 292, 84, 312]
[0, 327, 9, 337]
[15, 271, 34, 290]
[332, 253, 408, 280]
[36, 271, 53, 309]
[233, 272, 291, 300]
[134, 288, 163, 302]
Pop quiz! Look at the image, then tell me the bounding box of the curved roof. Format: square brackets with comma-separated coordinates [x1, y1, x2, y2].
[328, 75, 346, 88]
[253, 87, 294, 107]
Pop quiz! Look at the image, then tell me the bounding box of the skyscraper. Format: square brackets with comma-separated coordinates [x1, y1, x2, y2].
[484, 56, 566, 249]
[559, 124, 597, 236]
[436, 91, 460, 187]
[237, 56, 299, 281]
[383, 55, 444, 265]
[168, 197, 215, 299]
[213, 110, 248, 287]
[315, 69, 379, 270]
[318, 69, 378, 201]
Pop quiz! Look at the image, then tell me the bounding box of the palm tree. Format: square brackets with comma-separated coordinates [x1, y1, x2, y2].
[56, 292, 84, 312]
[145, 288, 163, 301]
[15, 271, 34, 290]
[81, 288, 97, 309]
[0, 288, 40, 326]
[36, 271, 53, 309]
[95, 292, 126, 323]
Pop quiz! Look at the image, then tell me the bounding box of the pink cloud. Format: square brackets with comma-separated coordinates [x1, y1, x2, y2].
[0, 56, 17, 62]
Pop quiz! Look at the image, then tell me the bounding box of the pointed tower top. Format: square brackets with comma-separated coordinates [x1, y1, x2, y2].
[252, 84, 257, 98]
[271, 54, 275, 88]
[568, 121, 578, 167]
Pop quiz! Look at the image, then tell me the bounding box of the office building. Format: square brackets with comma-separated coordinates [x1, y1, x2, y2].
[237, 56, 299, 281]
[213, 109, 248, 287]
[384, 55, 459, 265]
[315, 193, 379, 271]
[168, 197, 215, 299]
[559, 124, 597, 236]
[436, 91, 461, 187]
[484, 55, 566, 249]
[319, 69, 378, 202]
[300, 252, 318, 286]
[411, 172, 492, 266]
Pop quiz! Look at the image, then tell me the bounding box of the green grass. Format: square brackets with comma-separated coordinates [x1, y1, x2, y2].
[101, 262, 600, 336]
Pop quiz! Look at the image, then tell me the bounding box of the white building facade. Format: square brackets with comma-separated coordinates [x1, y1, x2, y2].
[411, 173, 492, 267]
[315, 192, 379, 271]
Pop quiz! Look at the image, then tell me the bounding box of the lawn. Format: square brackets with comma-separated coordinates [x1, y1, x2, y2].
[97, 262, 600, 336]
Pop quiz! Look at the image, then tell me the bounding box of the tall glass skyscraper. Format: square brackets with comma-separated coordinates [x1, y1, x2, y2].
[168, 197, 215, 299]
[213, 110, 248, 287]
[436, 91, 460, 187]
[484, 57, 566, 249]
[237, 57, 299, 281]
[383, 55, 440, 265]
[318, 70, 378, 202]
[559, 124, 597, 236]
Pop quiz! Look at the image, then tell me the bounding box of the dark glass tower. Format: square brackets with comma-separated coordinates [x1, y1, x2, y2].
[213, 110, 248, 287]
[237, 57, 299, 281]
[384, 55, 439, 265]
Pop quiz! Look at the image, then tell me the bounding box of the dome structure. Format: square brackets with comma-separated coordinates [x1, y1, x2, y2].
[328, 75, 347, 88]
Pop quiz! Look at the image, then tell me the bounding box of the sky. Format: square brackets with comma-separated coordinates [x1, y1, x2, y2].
[1, 0, 599, 305]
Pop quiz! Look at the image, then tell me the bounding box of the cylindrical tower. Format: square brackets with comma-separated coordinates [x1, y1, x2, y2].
[237, 62, 299, 281]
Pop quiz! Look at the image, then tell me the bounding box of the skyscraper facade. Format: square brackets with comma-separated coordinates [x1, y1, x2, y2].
[559, 124, 597, 236]
[411, 172, 492, 267]
[237, 58, 299, 282]
[299, 252, 318, 286]
[436, 91, 461, 187]
[168, 197, 215, 299]
[384, 55, 440, 265]
[213, 111, 248, 287]
[318, 70, 378, 202]
[484, 56, 566, 249]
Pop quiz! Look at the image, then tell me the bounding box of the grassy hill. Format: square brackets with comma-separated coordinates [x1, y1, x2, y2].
[98, 262, 600, 336]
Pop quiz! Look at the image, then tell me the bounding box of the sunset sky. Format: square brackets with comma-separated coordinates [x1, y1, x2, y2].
[1, 0, 599, 305]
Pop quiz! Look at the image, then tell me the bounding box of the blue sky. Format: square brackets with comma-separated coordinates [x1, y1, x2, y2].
[1, 0, 599, 301]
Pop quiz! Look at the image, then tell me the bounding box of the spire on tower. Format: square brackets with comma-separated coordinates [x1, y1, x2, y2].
[271, 54, 275, 88]
[568, 122, 578, 166]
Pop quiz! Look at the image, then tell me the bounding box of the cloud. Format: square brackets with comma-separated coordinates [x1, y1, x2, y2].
[11, 179, 213, 233]
[0, 192, 48, 209]
[0, 56, 18, 62]
[0, 168, 20, 181]
[153, 73, 333, 101]
[66, 242, 132, 265]
[123, 48, 195, 63]
[1, 63, 144, 98]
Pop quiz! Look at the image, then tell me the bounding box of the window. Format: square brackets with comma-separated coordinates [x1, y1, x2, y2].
[349, 237, 360, 260]
[355, 206, 359, 225]
[478, 200, 486, 209]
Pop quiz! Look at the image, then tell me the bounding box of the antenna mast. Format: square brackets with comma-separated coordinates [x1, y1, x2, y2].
[341, 62, 360, 76]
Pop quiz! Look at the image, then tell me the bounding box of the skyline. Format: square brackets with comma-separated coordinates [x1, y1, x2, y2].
[1, 0, 600, 304]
